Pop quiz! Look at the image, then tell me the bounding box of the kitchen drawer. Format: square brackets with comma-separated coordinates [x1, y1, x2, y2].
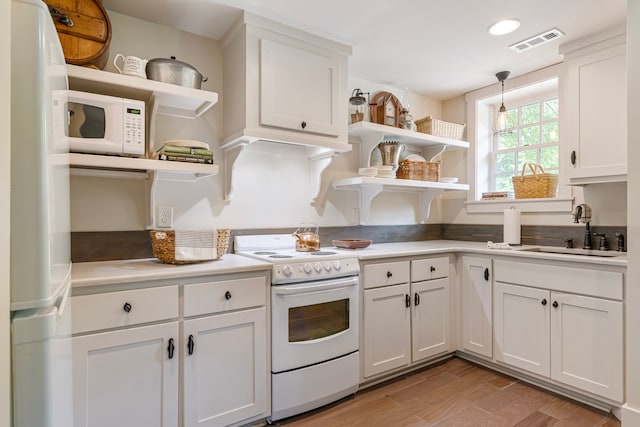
[184, 276, 267, 317]
[72, 286, 178, 335]
[494, 259, 623, 300]
[363, 260, 410, 289]
[411, 257, 449, 282]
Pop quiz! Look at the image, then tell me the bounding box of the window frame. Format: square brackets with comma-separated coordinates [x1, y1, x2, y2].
[463, 64, 573, 214]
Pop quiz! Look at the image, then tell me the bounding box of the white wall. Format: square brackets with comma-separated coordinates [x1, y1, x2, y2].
[1, 0, 10, 425]
[71, 12, 448, 231]
[623, 0, 640, 423]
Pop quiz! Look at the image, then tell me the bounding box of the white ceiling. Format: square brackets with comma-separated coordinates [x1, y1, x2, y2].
[101, 0, 626, 101]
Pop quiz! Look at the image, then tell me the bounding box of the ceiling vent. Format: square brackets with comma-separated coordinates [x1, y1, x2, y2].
[509, 28, 565, 53]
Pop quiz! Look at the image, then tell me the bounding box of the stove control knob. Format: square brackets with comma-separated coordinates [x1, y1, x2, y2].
[303, 263, 312, 274]
[314, 262, 322, 272]
[333, 260, 342, 270]
[281, 265, 293, 276]
[323, 261, 332, 271]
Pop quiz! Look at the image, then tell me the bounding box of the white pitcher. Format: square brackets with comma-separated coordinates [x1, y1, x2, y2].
[113, 54, 148, 78]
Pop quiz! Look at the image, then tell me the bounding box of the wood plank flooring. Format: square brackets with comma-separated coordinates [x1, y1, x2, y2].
[277, 358, 620, 426]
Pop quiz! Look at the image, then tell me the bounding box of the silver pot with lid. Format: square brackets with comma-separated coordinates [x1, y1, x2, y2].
[145, 56, 208, 89]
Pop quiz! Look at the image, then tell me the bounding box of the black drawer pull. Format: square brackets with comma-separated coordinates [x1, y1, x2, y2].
[541, 299, 547, 306]
[167, 338, 175, 359]
[301, 121, 307, 129]
[187, 334, 195, 355]
[225, 290, 232, 300]
[552, 301, 559, 309]
[483, 268, 490, 281]
[123, 302, 132, 313]
[430, 266, 436, 273]
[386, 271, 393, 278]
[405, 294, 411, 308]
[414, 292, 420, 306]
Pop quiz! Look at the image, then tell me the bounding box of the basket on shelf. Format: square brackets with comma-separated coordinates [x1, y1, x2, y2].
[415, 116, 466, 140]
[512, 163, 558, 199]
[396, 159, 441, 182]
[149, 228, 230, 264]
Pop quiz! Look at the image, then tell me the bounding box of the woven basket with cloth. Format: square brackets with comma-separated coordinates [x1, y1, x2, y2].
[150, 228, 230, 264]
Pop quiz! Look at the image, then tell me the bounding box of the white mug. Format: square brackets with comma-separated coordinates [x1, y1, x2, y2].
[113, 54, 148, 78]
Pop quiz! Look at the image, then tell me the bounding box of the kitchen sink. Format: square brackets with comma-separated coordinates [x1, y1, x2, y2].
[518, 246, 625, 257]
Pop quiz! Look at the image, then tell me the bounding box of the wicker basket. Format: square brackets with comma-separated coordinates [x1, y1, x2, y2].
[415, 116, 466, 140]
[512, 163, 558, 199]
[396, 159, 441, 181]
[149, 228, 230, 264]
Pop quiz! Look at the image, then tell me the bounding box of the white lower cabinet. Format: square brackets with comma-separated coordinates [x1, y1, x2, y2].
[182, 307, 267, 427]
[71, 273, 269, 427]
[494, 259, 624, 402]
[362, 257, 450, 379]
[72, 322, 179, 427]
[461, 256, 493, 358]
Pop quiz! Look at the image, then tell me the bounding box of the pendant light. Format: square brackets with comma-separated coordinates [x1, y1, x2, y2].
[492, 71, 515, 136]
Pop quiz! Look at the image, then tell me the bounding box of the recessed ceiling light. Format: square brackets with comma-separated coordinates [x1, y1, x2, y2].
[488, 19, 521, 36]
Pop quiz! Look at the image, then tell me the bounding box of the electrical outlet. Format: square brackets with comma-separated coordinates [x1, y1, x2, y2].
[158, 206, 173, 228]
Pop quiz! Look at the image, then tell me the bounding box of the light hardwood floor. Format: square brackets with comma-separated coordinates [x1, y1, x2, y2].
[278, 358, 620, 426]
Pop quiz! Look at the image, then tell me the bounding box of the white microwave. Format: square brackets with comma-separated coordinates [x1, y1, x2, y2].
[66, 90, 145, 157]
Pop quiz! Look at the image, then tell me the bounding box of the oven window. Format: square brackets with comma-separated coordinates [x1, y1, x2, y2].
[288, 299, 349, 342]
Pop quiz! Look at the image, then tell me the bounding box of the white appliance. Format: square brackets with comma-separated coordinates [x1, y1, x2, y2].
[10, 1, 73, 426]
[235, 234, 360, 422]
[66, 90, 145, 157]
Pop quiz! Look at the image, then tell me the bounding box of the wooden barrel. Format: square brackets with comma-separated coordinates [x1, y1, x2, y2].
[44, 0, 112, 69]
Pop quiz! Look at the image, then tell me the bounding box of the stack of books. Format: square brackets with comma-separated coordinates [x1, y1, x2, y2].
[152, 140, 213, 164]
[481, 191, 515, 200]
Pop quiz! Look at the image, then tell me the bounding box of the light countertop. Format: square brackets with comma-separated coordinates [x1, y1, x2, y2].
[71, 254, 272, 289]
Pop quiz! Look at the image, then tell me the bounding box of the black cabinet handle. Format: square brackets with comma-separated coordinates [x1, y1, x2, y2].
[386, 271, 393, 278]
[570, 150, 576, 165]
[405, 294, 411, 308]
[552, 301, 559, 309]
[187, 334, 195, 355]
[224, 290, 232, 300]
[541, 299, 547, 306]
[301, 121, 307, 129]
[430, 266, 436, 273]
[167, 338, 175, 359]
[484, 268, 489, 281]
[414, 292, 420, 306]
[123, 302, 132, 313]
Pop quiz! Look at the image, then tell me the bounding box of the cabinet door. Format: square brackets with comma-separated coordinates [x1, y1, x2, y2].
[461, 256, 493, 358]
[363, 284, 411, 378]
[411, 278, 450, 362]
[260, 37, 340, 137]
[494, 282, 550, 377]
[72, 322, 179, 427]
[183, 307, 267, 427]
[550, 292, 623, 401]
[565, 43, 626, 182]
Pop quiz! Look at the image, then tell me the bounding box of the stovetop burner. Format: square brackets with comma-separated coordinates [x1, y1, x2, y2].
[310, 251, 337, 256]
[269, 254, 294, 258]
[254, 251, 277, 255]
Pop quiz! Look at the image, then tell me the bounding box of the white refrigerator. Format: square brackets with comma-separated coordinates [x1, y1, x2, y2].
[10, 0, 72, 426]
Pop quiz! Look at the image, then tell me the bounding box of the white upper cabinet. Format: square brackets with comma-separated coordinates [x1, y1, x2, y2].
[221, 11, 351, 153]
[560, 29, 626, 184]
[220, 12, 351, 203]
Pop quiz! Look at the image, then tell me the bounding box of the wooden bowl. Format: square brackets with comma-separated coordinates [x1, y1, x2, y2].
[332, 239, 372, 250]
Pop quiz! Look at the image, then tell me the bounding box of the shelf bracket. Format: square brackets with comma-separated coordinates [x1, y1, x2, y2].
[309, 148, 341, 214]
[357, 183, 385, 225]
[418, 188, 445, 224]
[222, 138, 255, 204]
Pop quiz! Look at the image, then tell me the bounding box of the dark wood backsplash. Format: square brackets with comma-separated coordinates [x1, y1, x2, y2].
[71, 224, 627, 263]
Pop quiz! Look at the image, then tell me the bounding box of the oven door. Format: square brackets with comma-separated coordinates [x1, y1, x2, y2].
[271, 275, 359, 373]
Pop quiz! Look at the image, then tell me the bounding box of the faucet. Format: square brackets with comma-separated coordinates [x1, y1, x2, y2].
[573, 204, 592, 249]
[615, 232, 626, 252]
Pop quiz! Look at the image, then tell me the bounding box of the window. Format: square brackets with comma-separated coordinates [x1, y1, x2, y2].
[464, 64, 573, 213]
[493, 97, 560, 192]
